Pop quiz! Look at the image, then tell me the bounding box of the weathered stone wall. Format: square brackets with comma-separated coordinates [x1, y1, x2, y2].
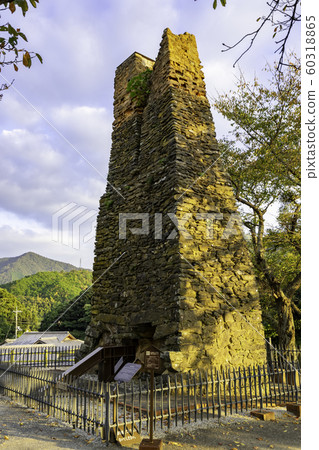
[82, 29, 266, 371]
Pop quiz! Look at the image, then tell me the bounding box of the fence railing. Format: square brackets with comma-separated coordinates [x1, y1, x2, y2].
[0, 356, 301, 444]
[0, 342, 300, 370]
[266, 342, 301, 366]
[0, 345, 81, 368]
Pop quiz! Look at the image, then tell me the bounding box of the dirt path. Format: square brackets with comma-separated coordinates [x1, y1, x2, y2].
[0, 395, 301, 449]
[0, 395, 113, 449]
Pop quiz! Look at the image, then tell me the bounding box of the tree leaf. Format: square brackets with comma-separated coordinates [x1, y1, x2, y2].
[35, 52, 43, 64]
[9, 2, 16, 13]
[23, 51, 31, 68]
[18, 31, 28, 42]
[18, 0, 29, 16]
[7, 23, 17, 36]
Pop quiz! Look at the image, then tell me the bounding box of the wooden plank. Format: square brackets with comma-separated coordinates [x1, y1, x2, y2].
[61, 347, 104, 378]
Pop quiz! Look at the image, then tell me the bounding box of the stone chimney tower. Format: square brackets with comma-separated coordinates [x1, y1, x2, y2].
[83, 29, 266, 371]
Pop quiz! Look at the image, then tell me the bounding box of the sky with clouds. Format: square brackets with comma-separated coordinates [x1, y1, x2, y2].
[0, 0, 301, 269]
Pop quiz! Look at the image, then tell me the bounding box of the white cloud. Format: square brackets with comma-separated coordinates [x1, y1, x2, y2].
[0, 94, 41, 129]
[0, 224, 94, 269]
[0, 127, 105, 224]
[0, 210, 95, 269]
[50, 105, 112, 167]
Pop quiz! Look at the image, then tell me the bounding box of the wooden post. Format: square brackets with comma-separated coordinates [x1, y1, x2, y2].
[139, 346, 162, 450]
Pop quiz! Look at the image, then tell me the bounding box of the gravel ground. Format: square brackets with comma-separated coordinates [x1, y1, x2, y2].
[0, 394, 301, 449]
[0, 395, 111, 450]
[158, 408, 301, 450]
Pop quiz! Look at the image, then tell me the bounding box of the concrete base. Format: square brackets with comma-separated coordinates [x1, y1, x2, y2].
[286, 402, 301, 417]
[139, 438, 163, 450]
[111, 429, 142, 447]
[251, 409, 275, 421]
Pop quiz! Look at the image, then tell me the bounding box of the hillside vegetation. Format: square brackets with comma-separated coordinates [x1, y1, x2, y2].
[0, 288, 25, 342]
[0, 252, 80, 284]
[40, 289, 92, 340]
[1, 269, 92, 336]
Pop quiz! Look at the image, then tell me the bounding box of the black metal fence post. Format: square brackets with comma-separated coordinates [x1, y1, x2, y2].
[104, 382, 110, 444]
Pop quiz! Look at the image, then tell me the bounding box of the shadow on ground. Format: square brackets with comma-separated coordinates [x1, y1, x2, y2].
[0, 395, 300, 450]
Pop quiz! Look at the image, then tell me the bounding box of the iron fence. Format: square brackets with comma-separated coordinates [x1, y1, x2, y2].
[0, 345, 81, 368]
[266, 342, 301, 367]
[0, 355, 301, 445]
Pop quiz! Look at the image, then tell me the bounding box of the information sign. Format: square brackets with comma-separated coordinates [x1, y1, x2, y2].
[144, 346, 161, 370]
[114, 363, 141, 382]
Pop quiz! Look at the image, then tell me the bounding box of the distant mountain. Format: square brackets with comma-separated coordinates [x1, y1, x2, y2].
[0, 252, 83, 284]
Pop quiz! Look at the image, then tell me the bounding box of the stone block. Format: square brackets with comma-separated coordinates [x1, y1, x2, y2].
[153, 322, 179, 339]
[286, 403, 301, 417]
[224, 311, 235, 323]
[139, 439, 163, 450]
[250, 410, 275, 421]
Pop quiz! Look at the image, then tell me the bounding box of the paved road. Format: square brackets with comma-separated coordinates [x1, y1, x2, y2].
[0, 395, 301, 449]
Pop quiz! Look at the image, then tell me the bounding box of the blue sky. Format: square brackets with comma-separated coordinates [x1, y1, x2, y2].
[0, 0, 301, 268]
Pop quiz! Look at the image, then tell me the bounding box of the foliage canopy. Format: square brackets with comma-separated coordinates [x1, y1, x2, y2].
[0, 0, 42, 98]
[1, 269, 92, 332]
[214, 56, 300, 347]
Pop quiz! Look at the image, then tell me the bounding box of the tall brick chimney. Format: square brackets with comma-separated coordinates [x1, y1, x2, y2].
[82, 29, 266, 371]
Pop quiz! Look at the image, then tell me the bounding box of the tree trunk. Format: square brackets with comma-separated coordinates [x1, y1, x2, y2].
[275, 292, 296, 350]
[255, 253, 297, 350]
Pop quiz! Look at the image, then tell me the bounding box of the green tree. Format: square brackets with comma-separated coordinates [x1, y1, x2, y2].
[0, 0, 42, 98]
[40, 289, 92, 340]
[214, 56, 300, 349]
[0, 288, 24, 341]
